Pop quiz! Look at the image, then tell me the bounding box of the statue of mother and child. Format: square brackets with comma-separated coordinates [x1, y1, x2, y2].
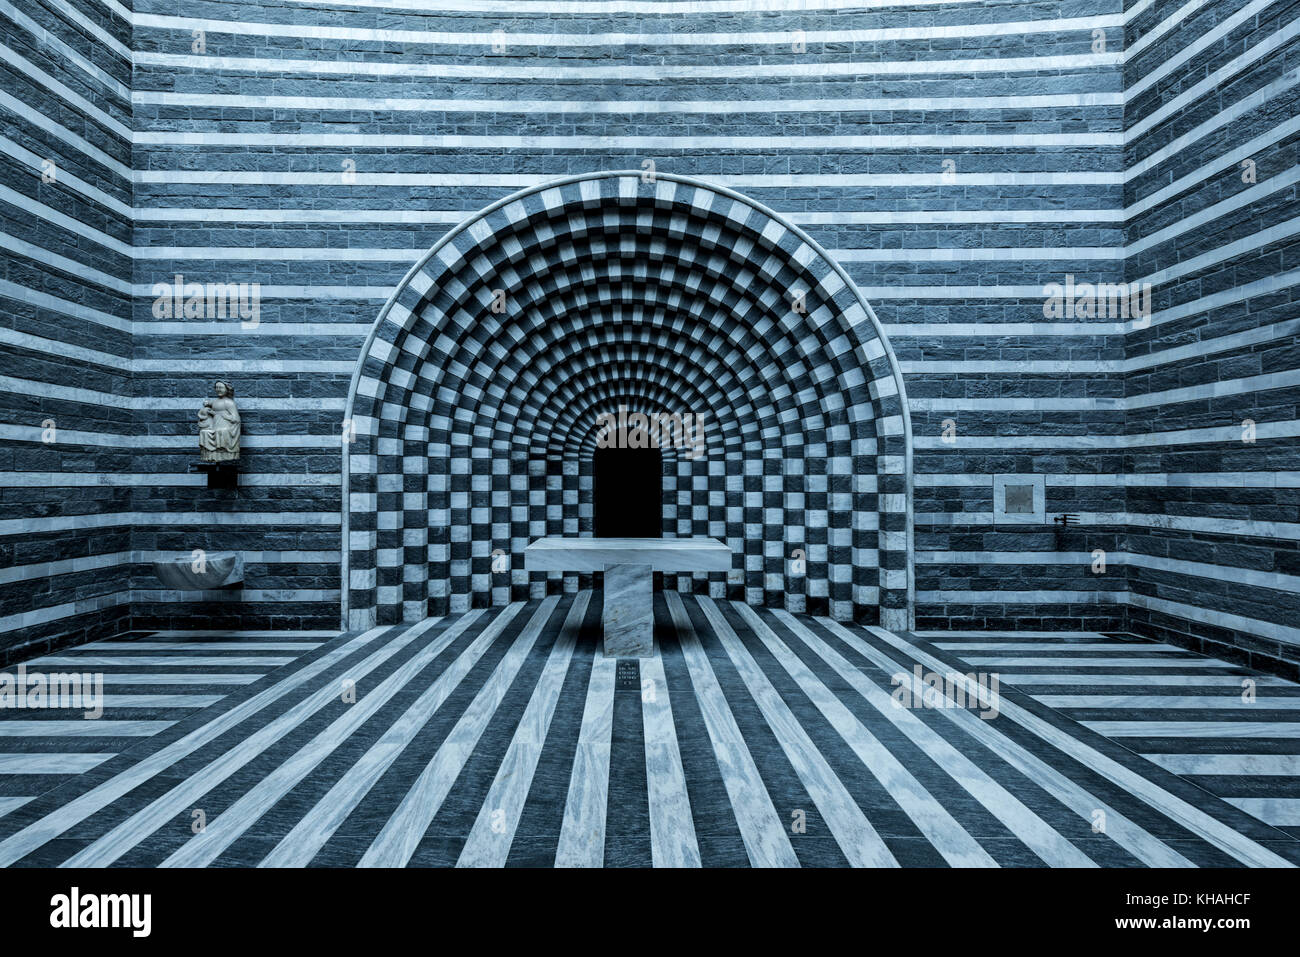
[198, 380, 241, 463]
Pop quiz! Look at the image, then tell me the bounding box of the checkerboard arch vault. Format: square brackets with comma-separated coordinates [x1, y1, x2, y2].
[342, 172, 914, 631]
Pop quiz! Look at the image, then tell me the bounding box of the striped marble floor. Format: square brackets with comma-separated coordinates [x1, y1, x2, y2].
[0, 631, 331, 827]
[926, 631, 1300, 837]
[0, 596, 1296, 867]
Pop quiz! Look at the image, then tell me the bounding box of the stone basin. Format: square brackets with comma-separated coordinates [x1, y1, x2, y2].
[153, 551, 244, 590]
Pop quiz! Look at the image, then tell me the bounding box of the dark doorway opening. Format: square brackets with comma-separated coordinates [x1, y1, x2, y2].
[592, 446, 663, 538]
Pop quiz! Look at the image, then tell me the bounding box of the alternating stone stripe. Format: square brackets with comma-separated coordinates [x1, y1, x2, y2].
[1, 596, 1293, 867]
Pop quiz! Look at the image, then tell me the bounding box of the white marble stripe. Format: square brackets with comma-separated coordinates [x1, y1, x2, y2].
[0, 509, 338, 538]
[0, 277, 128, 335]
[1123, 553, 1300, 594]
[0, 508, 338, 533]
[90, 695, 225, 709]
[274, 0, 1001, 16]
[0, 595, 276, 635]
[1146, 754, 1300, 776]
[31, 0, 132, 60]
[0, 44, 131, 140]
[911, 421, 1300, 449]
[0, 133, 129, 216]
[959, 657, 1227, 669]
[0, 551, 131, 587]
[1000, 674, 1295, 687]
[0, 470, 340, 486]
[164, 607, 499, 867]
[134, 50, 1119, 81]
[778, 612, 1117, 866]
[1223, 798, 1300, 826]
[696, 598, 897, 867]
[101, 266, 1300, 330]
[0, 326, 127, 378]
[1126, 114, 1300, 221]
[639, 651, 701, 869]
[12, 311, 1183, 340]
[736, 604, 995, 866]
[23, 656, 292, 668]
[1135, 213, 1300, 292]
[92, 674, 262, 686]
[73, 0, 132, 24]
[1126, 0, 1292, 144]
[914, 514, 1300, 544]
[918, 555, 1300, 598]
[804, 616, 1218, 867]
[85, 281, 1101, 305]
[1128, 163, 1300, 256]
[136, 132, 1121, 149]
[1037, 696, 1300, 710]
[0, 721, 169, 737]
[1126, 0, 1276, 102]
[1085, 722, 1300, 738]
[131, 13, 1121, 46]
[0, 184, 132, 255]
[80, 642, 323, 651]
[937, 643, 1184, 653]
[0, 796, 32, 818]
[147, 630, 339, 638]
[81, 132, 1279, 235]
[1127, 594, 1300, 650]
[0, 625, 390, 867]
[359, 598, 560, 867]
[665, 592, 798, 868]
[458, 594, 589, 867]
[125, 243, 1120, 262]
[130, 325, 367, 341]
[912, 369, 1300, 411]
[0, 233, 129, 294]
[259, 606, 519, 867]
[129, 284, 383, 302]
[60, 619, 442, 868]
[1124, 0, 1202, 57]
[134, 171, 1123, 187]
[940, 473, 1300, 489]
[918, 630, 1110, 638]
[0, 2, 130, 89]
[131, 206, 1126, 225]
[861, 624, 1294, 867]
[554, 651, 616, 868]
[1130, 82, 1300, 206]
[0, 596, 119, 634]
[0, 753, 115, 774]
[0, 318, 1159, 343]
[134, 91, 1125, 114]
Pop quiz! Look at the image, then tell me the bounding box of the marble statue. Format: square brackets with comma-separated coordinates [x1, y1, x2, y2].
[198, 380, 241, 462]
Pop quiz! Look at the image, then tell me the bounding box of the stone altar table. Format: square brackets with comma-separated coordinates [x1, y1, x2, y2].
[523, 538, 731, 657]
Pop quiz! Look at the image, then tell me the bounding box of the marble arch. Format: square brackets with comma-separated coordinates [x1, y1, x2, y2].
[342, 171, 914, 630]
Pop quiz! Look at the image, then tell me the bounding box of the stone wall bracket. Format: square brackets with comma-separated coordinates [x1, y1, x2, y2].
[192, 461, 239, 489]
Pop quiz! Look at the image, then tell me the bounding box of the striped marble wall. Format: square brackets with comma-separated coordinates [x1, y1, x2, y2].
[1, 0, 1295, 672]
[124, 0, 1131, 639]
[1121, 0, 1300, 674]
[0, 0, 133, 662]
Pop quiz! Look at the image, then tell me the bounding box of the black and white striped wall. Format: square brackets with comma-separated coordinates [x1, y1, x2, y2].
[0, 0, 132, 662]
[1120, 0, 1300, 673]
[0, 0, 1296, 675]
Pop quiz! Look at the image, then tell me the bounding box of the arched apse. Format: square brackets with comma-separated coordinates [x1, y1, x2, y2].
[342, 171, 914, 631]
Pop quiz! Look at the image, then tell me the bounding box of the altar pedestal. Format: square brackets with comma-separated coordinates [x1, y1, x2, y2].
[602, 564, 655, 657]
